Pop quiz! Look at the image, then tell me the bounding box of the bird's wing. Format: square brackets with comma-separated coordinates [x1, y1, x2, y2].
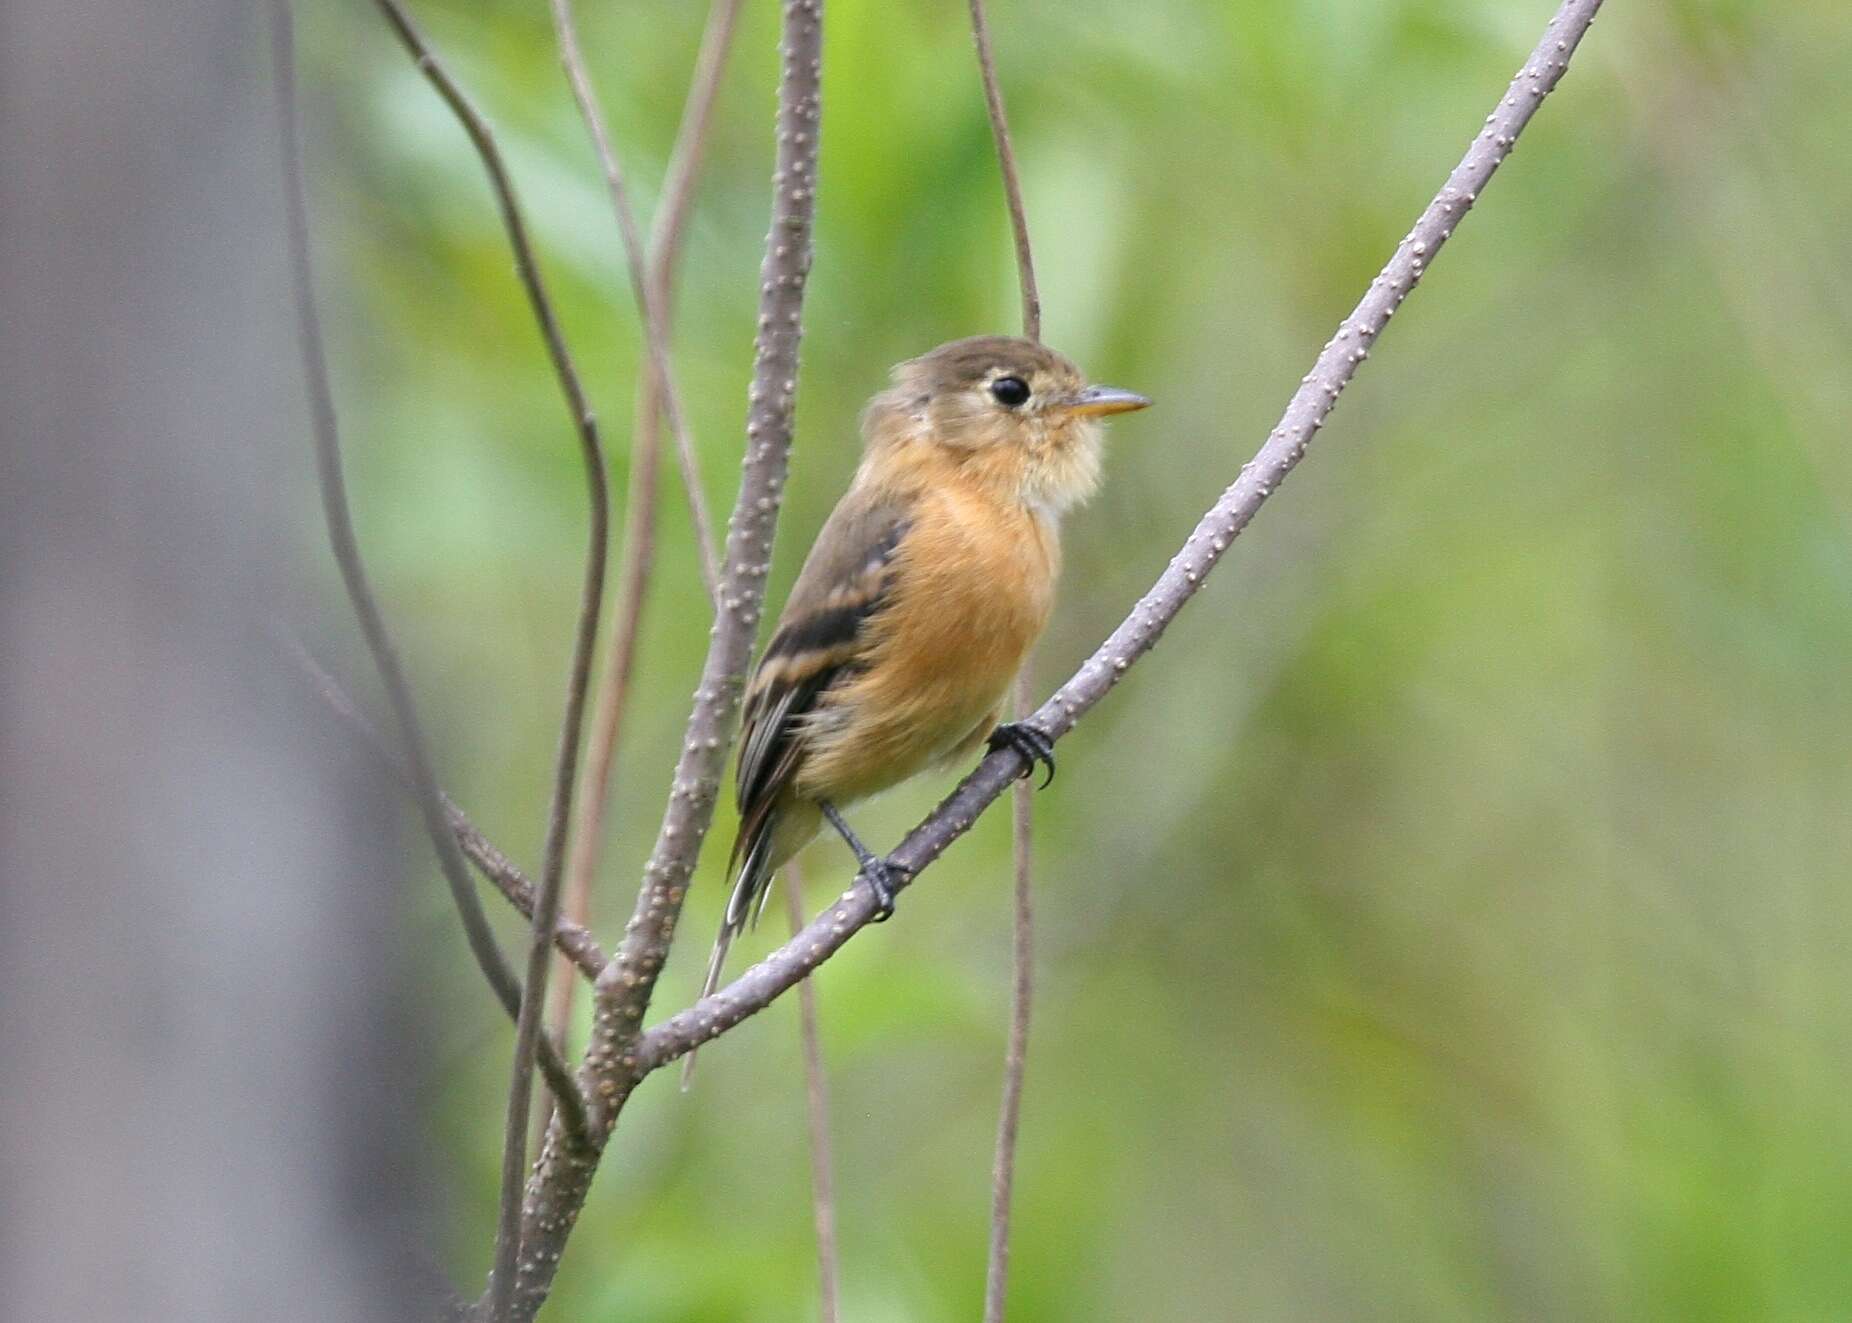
[727, 487, 910, 929]
[687, 489, 911, 1086]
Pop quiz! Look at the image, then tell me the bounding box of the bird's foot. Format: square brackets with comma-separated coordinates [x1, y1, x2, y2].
[820, 799, 902, 921]
[988, 721, 1056, 788]
[862, 857, 900, 923]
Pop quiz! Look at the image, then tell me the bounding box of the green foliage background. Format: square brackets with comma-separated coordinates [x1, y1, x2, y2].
[299, 1, 1852, 1317]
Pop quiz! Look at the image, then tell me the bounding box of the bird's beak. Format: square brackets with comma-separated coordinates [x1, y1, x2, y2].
[1064, 384, 1152, 418]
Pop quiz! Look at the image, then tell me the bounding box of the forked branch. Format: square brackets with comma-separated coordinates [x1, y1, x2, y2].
[326, 0, 1607, 1316]
[594, 0, 827, 1047]
[270, 0, 587, 1140]
[365, 2, 614, 1315]
[295, 646, 608, 981]
[493, 6, 828, 1317]
[966, 2, 1043, 1316]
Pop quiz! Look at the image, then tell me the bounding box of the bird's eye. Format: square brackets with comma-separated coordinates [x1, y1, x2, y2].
[989, 375, 1031, 407]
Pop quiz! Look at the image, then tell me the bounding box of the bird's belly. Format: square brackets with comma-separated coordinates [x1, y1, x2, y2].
[795, 500, 1052, 805]
[796, 672, 1010, 806]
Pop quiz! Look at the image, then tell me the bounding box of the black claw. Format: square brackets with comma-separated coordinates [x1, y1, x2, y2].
[863, 859, 898, 922]
[820, 799, 900, 921]
[988, 721, 1056, 788]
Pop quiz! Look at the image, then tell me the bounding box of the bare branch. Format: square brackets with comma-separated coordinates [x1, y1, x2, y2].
[460, 814, 608, 983]
[967, 5, 1042, 1310]
[365, 1, 614, 1312]
[593, 0, 826, 1044]
[637, 0, 1608, 1071]
[650, 0, 746, 296]
[272, 0, 587, 1141]
[971, 134, 1049, 1255]
[489, 7, 827, 1316]
[550, 0, 721, 600]
[985, 674, 1036, 1323]
[781, 864, 841, 1323]
[554, 0, 744, 1064]
[293, 642, 609, 982]
[967, 0, 1039, 342]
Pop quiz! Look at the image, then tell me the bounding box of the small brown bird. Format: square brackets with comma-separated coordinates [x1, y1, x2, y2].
[699, 335, 1149, 1002]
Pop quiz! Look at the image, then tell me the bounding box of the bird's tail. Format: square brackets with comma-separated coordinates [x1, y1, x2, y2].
[680, 813, 778, 1089]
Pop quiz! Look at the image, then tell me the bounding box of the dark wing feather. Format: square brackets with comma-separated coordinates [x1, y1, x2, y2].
[724, 491, 910, 935]
[688, 489, 911, 1067]
[686, 489, 913, 1085]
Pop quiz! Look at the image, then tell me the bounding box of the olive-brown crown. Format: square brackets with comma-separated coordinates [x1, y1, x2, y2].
[859, 335, 1149, 516]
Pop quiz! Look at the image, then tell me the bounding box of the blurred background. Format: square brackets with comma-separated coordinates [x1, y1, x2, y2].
[235, 0, 1852, 1317]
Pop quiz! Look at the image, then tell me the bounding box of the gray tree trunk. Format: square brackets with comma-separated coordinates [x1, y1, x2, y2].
[0, 4, 442, 1318]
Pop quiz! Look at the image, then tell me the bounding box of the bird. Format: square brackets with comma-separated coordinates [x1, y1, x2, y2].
[695, 334, 1150, 1016]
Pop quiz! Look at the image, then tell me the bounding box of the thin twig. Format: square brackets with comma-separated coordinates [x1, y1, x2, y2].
[986, 674, 1036, 1323]
[550, 0, 720, 599]
[542, 11, 838, 1284]
[494, 7, 827, 1316]
[638, 0, 1608, 1071]
[271, 0, 587, 1141]
[782, 863, 841, 1323]
[552, 0, 743, 1077]
[366, 1, 613, 1312]
[967, 0, 1039, 342]
[968, 5, 1040, 1311]
[592, 0, 825, 1052]
[293, 643, 609, 981]
[648, 0, 745, 294]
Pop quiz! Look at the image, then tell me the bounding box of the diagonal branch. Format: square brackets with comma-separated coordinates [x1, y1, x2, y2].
[365, 1, 613, 1312]
[636, 0, 1608, 1073]
[553, 0, 743, 1057]
[271, 0, 586, 1142]
[592, 0, 826, 1045]
[487, 7, 828, 1317]
[294, 645, 608, 981]
[549, 0, 720, 600]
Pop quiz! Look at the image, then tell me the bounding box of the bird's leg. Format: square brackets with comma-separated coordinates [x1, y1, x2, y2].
[820, 800, 900, 921]
[987, 721, 1056, 788]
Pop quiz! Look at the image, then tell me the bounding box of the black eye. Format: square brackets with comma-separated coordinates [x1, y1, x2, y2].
[989, 375, 1031, 407]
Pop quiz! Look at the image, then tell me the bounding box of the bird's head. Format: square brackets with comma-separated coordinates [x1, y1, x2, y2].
[863, 335, 1150, 516]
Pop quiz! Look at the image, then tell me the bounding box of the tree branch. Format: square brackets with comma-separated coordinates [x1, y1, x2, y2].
[781, 863, 841, 1323]
[554, 0, 743, 1060]
[272, 0, 587, 1142]
[549, 0, 720, 600]
[292, 645, 609, 982]
[636, 0, 1607, 1072]
[592, 0, 825, 1049]
[967, 0, 1039, 343]
[365, 2, 613, 1313]
[487, 6, 827, 1316]
[967, 2, 1041, 1312]
[468, 1, 1604, 1315]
